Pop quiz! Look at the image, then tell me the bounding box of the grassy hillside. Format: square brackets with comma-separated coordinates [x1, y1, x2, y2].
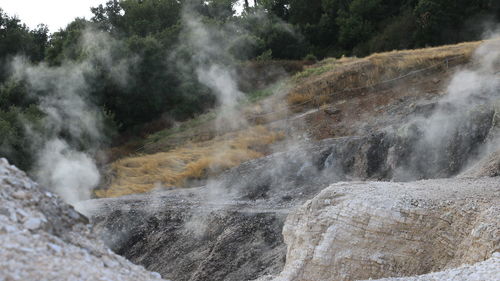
[287, 41, 480, 110]
[96, 126, 284, 197]
[96, 40, 484, 198]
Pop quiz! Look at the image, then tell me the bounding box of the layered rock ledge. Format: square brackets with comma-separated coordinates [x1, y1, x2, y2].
[372, 252, 499, 281]
[270, 178, 499, 281]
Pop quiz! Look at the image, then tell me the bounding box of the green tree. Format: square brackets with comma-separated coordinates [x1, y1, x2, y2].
[289, 0, 323, 25]
[413, 0, 445, 45]
[0, 9, 48, 80]
[259, 0, 290, 20]
[45, 18, 89, 65]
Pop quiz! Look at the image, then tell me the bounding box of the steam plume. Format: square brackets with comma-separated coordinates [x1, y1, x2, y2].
[10, 28, 133, 204]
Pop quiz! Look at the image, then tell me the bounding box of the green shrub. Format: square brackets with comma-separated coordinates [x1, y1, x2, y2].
[304, 53, 318, 62]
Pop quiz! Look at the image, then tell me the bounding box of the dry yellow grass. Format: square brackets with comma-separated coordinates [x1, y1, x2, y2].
[98, 41, 491, 198]
[288, 41, 483, 109]
[95, 126, 284, 198]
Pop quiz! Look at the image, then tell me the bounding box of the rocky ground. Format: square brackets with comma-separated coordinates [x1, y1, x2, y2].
[372, 253, 499, 281]
[2, 147, 498, 281]
[0, 158, 166, 281]
[78, 58, 500, 280]
[270, 178, 499, 281]
[79, 143, 500, 280]
[2, 41, 500, 281]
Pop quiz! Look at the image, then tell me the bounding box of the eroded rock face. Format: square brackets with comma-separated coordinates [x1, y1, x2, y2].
[370, 252, 500, 281]
[80, 82, 500, 281]
[272, 178, 500, 281]
[0, 158, 165, 281]
[80, 187, 291, 281]
[461, 148, 500, 177]
[81, 117, 500, 281]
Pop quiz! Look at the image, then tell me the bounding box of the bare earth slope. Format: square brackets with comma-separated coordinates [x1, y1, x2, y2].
[101, 41, 482, 198]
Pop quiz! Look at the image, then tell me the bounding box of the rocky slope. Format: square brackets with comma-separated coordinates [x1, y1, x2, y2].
[268, 178, 499, 281]
[79, 70, 500, 280]
[371, 252, 499, 281]
[0, 158, 165, 281]
[4, 40, 499, 281]
[78, 120, 500, 281]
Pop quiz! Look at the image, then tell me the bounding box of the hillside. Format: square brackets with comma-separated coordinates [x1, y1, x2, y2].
[75, 39, 500, 280]
[96, 40, 481, 198]
[2, 38, 499, 281]
[2, 1, 500, 280]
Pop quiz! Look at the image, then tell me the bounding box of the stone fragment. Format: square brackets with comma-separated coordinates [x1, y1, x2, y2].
[23, 218, 43, 230]
[47, 243, 62, 254]
[12, 191, 30, 200]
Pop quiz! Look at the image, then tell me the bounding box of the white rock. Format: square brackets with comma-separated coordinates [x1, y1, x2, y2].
[16, 209, 29, 219]
[102, 256, 120, 268]
[12, 191, 29, 200]
[0, 158, 165, 280]
[150, 272, 162, 279]
[47, 243, 62, 254]
[1, 224, 17, 233]
[23, 218, 42, 230]
[273, 178, 500, 281]
[371, 254, 500, 281]
[9, 209, 18, 222]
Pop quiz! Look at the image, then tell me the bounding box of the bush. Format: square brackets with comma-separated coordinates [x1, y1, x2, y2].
[228, 34, 266, 60]
[255, 49, 273, 61]
[0, 105, 44, 170]
[304, 53, 318, 63]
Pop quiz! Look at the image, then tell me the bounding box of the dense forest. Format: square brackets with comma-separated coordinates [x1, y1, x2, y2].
[1, 0, 500, 170]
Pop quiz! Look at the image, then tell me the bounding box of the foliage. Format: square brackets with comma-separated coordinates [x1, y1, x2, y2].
[147, 111, 217, 143]
[0, 9, 48, 80]
[258, 0, 500, 57]
[228, 34, 266, 60]
[245, 80, 285, 103]
[0, 104, 44, 169]
[45, 18, 88, 65]
[293, 60, 336, 80]
[304, 53, 318, 62]
[96, 126, 284, 197]
[0, 0, 499, 170]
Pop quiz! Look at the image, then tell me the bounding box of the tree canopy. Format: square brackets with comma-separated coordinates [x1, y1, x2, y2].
[0, 0, 499, 170]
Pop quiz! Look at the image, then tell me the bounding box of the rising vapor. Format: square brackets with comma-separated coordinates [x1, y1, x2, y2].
[8, 28, 135, 204]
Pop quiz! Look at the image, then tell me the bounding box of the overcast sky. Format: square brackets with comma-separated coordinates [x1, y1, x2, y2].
[1, 0, 108, 32]
[1, 0, 247, 33]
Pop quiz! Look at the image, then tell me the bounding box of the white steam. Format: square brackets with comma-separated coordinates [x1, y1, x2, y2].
[181, 10, 247, 130]
[175, 6, 305, 236]
[392, 36, 500, 179]
[36, 139, 100, 204]
[10, 28, 133, 205]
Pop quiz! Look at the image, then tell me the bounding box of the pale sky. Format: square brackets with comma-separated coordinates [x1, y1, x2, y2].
[1, 0, 108, 32]
[1, 0, 247, 33]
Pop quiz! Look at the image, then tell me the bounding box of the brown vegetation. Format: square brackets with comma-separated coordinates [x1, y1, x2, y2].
[95, 126, 284, 198]
[287, 41, 481, 110]
[99, 40, 486, 198]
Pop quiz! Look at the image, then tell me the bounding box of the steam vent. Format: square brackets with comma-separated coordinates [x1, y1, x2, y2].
[1, 1, 500, 281]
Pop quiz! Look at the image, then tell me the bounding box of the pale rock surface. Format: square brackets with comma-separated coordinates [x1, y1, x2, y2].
[0, 158, 166, 281]
[271, 178, 500, 281]
[370, 252, 500, 281]
[461, 148, 500, 177]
